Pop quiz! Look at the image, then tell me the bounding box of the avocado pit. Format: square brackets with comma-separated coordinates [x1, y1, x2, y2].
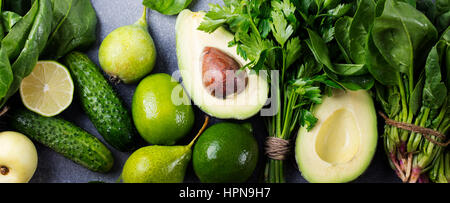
[202, 47, 248, 98]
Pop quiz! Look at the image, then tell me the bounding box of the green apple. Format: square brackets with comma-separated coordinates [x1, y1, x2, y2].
[0, 131, 38, 183]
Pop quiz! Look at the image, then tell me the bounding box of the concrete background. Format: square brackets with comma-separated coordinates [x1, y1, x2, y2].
[24, 0, 399, 183]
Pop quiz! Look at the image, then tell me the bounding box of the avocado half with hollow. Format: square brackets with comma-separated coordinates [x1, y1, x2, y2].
[175, 9, 269, 120]
[295, 90, 377, 183]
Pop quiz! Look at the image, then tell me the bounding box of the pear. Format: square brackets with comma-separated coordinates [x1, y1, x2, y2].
[99, 7, 157, 84]
[121, 117, 209, 183]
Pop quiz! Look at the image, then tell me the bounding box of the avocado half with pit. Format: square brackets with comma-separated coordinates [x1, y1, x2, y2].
[295, 90, 377, 183]
[175, 10, 269, 120]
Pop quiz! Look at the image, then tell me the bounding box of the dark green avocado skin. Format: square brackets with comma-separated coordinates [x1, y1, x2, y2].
[193, 123, 259, 183]
[9, 108, 114, 173]
[65, 52, 136, 151]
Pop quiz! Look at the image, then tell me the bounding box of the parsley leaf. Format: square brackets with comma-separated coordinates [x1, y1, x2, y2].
[270, 10, 294, 47]
[299, 109, 318, 131]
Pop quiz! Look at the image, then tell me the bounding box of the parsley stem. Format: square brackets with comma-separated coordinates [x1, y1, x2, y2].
[246, 4, 261, 41]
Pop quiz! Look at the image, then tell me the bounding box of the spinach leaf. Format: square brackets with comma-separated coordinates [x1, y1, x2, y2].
[372, 0, 437, 77]
[423, 41, 447, 110]
[323, 67, 374, 90]
[2, 11, 23, 32]
[335, 16, 352, 63]
[366, 32, 398, 85]
[49, 0, 73, 31]
[417, 0, 450, 33]
[0, 0, 5, 40]
[445, 30, 450, 88]
[2, 0, 53, 105]
[0, 49, 12, 99]
[349, 0, 376, 64]
[332, 63, 368, 76]
[409, 74, 424, 116]
[1, 1, 39, 61]
[374, 83, 390, 115]
[43, 0, 97, 59]
[143, 0, 192, 16]
[306, 28, 334, 71]
[0, 2, 12, 101]
[436, 0, 450, 33]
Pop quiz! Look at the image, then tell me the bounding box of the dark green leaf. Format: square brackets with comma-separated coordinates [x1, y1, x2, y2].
[0, 1, 5, 39]
[295, 0, 314, 15]
[285, 37, 302, 68]
[2, 11, 23, 32]
[0, 49, 12, 99]
[321, 26, 335, 43]
[3, 0, 53, 104]
[387, 90, 401, 117]
[409, 73, 424, 116]
[332, 63, 368, 76]
[258, 18, 271, 38]
[306, 28, 334, 70]
[372, 0, 438, 76]
[349, 0, 376, 64]
[327, 3, 353, 18]
[143, 0, 192, 16]
[423, 42, 447, 110]
[335, 16, 353, 63]
[1, 1, 39, 61]
[324, 67, 374, 90]
[299, 54, 324, 78]
[366, 32, 398, 85]
[42, 0, 97, 59]
[311, 74, 343, 89]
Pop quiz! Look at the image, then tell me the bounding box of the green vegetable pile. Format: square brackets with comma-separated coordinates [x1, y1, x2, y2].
[0, 0, 97, 110]
[368, 0, 450, 183]
[199, 0, 449, 183]
[199, 0, 375, 183]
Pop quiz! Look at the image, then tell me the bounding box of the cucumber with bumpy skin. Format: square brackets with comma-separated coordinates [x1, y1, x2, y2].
[64, 52, 136, 151]
[9, 108, 114, 173]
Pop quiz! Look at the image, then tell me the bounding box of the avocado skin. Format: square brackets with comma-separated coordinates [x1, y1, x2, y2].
[9, 108, 114, 173]
[65, 52, 136, 151]
[193, 123, 258, 183]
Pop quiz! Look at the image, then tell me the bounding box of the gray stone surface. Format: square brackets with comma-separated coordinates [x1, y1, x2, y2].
[26, 0, 399, 183]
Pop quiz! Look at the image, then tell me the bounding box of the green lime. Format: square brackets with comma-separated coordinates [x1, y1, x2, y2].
[192, 122, 259, 183]
[132, 73, 194, 145]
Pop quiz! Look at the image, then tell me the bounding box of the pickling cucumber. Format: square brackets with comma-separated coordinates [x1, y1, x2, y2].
[64, 52, 136, 151]
[9, 108, 114, 173]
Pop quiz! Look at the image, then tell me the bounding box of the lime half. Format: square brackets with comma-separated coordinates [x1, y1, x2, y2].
[20, 61, 74, 117]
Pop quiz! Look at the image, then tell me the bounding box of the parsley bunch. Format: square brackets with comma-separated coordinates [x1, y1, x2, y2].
[199, 0, 367, 182]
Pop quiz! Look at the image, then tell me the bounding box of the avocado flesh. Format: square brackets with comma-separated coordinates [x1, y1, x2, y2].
[295, 90, 377, 183]
[175, 9, 269, 120]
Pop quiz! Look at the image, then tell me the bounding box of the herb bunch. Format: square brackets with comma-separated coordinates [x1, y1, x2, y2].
[363, 0, 449, 183]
